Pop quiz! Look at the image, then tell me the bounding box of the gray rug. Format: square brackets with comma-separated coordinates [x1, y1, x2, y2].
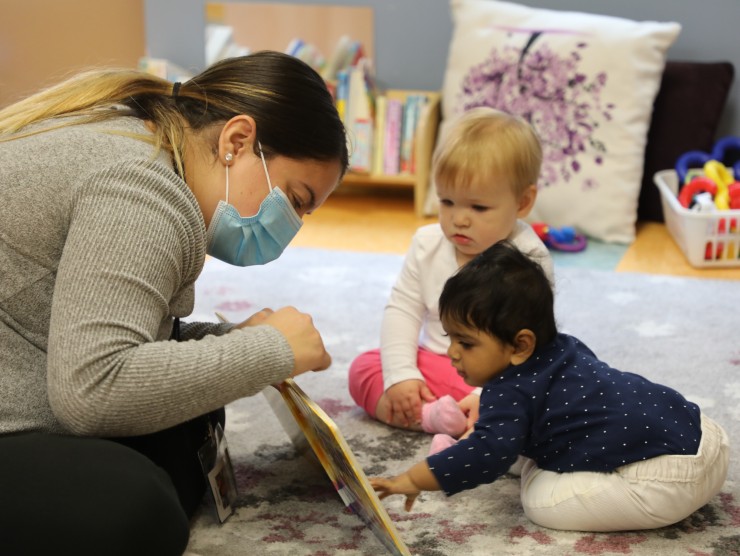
[186, 247, 740, 556]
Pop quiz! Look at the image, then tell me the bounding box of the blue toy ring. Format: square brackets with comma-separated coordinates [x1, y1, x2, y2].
[675, 150, 712, 184]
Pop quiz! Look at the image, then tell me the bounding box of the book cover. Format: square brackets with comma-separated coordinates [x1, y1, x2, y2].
[217, 312, 409, 555]
[264, 380, 411, 556]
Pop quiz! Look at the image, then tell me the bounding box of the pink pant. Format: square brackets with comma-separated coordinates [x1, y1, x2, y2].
[348, 348, 475, 418]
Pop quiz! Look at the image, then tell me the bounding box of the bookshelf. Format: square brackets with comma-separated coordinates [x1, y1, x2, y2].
[342, 89, 441, 217]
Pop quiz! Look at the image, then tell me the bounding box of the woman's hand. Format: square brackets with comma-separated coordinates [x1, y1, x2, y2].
[386, 380, 437, 428]
[261, 306, 332, 376]
[231, 308, 274, 328]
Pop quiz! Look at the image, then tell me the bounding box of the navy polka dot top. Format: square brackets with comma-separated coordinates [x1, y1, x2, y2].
[427, 333, 702, 496]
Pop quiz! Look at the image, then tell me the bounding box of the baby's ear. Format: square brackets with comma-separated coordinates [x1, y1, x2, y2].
[511, 329, 536, 365]
[516, 185, 537, 218]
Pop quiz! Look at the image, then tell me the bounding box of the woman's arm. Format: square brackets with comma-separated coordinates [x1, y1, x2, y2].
[47, 158, 294, 436]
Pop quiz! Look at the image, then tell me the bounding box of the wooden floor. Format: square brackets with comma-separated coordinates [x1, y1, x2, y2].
[292, 185, 740, 281]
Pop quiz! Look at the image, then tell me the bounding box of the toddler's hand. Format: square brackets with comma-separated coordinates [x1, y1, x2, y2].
[370, 475, 420, 512]
[457, 392, 480, 431]
[386, 380, 436, 428]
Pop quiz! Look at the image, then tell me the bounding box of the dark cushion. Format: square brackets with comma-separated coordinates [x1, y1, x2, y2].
[639, 61, 734, 221]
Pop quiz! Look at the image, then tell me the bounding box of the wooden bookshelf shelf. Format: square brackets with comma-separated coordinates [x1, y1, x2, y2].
[340, 89, 441, 217]
[342, 174, 416, 187]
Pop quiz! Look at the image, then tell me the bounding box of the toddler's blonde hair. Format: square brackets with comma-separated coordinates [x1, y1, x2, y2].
[433, 107, 542, 198]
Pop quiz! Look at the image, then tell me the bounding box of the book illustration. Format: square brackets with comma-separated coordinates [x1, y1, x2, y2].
[264, 379, 411, 556]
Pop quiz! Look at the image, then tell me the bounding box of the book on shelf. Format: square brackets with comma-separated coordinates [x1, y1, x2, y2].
[399, 94, 429, 174]
[346, 58, 375, 173]
[383, 98, 404, 176]
[335, 84, 437, 181]
[372, 94, 387, 175]
[321, 35, 363, 82]
[335, 69, 350, 124]
[285, 38, 324, 72]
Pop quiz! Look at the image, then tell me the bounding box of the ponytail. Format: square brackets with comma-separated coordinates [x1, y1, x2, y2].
[0, 51, 348, 178]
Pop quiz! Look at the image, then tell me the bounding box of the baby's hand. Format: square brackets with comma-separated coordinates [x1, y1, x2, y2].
[370, 475, 420, 512]
[386, 380, 436, 428]
[457, 392, 480, 431]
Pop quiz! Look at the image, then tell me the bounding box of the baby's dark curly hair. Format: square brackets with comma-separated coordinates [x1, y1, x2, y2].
[439, 240, 557, 348]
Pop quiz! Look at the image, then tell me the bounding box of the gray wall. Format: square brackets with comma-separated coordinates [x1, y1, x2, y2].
[145, 0, 739, 136]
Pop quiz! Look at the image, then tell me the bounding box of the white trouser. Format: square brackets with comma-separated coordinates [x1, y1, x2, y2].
[519, 414, 729, 531]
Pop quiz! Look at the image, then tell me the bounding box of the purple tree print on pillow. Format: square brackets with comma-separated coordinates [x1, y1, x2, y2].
[459, 29, 615, 191]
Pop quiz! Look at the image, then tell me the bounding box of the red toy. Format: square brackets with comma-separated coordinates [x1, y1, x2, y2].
[532, 222, 587, 252]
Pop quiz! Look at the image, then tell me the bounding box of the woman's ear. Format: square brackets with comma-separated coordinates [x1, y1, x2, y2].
[218, 115, 256, 163]
[510, 329, 536, 365]
[516, 185, 537, 218]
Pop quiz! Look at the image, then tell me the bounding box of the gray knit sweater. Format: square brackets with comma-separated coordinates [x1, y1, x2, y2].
[0, 116, 294, 437]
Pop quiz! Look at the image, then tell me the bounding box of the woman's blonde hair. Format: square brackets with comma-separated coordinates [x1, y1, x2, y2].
[0, 51, 349, 178]
[433, 107, 542, 197]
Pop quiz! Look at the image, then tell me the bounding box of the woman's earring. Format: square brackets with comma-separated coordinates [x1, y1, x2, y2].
[225, 153, 233, 163]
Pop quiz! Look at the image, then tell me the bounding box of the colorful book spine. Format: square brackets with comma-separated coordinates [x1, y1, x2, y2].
[347, 62, 374, 173]
[408, 95, 429, 174]
[384, 99, 404, 175]
[399, 95, 418, 174]
[335, 70, 350, 125]
[372, 95, 387, 175]
[350, 119, 373, 173]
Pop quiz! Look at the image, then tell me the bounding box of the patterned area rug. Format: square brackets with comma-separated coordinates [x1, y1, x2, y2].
[186, 247, 740, 556]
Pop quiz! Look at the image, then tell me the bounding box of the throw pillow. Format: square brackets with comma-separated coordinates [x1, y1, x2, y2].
[639, 61, 734, 222]
[439, 0, 681, 243]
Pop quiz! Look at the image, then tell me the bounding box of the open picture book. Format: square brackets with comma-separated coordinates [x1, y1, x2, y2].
[262, 379, 411, 556]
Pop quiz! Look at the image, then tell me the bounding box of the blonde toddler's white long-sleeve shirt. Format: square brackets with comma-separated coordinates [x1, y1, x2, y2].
[380, 222, 554, 391]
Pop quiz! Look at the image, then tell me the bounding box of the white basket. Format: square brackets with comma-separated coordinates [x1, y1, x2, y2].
[654, 169, 740, 268]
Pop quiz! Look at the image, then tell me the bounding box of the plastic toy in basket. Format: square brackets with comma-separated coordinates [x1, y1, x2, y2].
[531, 222, 587, 252]
[654, 169, 740, 268]
[675, 136, 740, 184]
[675, 136, 740, 213]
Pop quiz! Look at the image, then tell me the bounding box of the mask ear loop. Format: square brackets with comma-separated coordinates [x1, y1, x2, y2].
[257, 141, 273, 192]
[224, 152, 233, 204]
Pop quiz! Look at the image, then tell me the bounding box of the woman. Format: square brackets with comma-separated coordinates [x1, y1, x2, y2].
[0, 51, 348, 555]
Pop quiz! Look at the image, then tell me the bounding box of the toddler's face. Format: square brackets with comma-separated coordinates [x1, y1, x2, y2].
[442, 316, 515, 387]
[436, 178, 524, 264]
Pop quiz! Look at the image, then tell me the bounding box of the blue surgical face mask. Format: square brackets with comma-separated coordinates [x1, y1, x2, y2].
[206, 143, 303, 266]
